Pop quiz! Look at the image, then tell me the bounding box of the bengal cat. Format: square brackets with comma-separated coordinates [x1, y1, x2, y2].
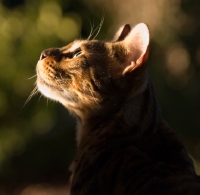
[36, 23, 200, 194]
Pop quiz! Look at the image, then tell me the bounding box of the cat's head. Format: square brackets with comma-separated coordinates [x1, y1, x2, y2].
[36, 23, 149, 120]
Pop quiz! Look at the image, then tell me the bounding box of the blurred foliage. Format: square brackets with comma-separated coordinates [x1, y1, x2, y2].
[0, 0, 106, 186]
[0, 0, 200, 190]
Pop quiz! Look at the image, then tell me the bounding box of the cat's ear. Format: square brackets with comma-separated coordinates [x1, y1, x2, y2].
[113, 24, 131, 41]
[122, 23, 149, 75]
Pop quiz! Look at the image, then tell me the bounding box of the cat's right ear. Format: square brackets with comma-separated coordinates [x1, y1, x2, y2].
[110, 23, 149, 79]
[121, 23, 149, 75]
[113, 24, 131, 41]
[123, 23, 149, 74]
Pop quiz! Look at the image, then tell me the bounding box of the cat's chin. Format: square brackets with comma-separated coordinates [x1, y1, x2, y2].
[37, 78, 62, 102]
[37, 75, 80, 110]
[36, 60, 64, 102]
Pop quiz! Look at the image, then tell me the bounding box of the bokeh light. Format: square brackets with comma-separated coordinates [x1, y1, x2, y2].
[0, 0, 200, 194]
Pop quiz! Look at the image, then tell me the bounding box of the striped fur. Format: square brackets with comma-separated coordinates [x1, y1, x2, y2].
[36, 23, 200, 194]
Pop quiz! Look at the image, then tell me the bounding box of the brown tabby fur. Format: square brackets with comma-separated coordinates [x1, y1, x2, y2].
[36, 23, 200, 194]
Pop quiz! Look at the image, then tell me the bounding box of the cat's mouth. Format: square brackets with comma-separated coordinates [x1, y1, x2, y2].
[36, 59, 66, 100]
[36, 59, 80, 109]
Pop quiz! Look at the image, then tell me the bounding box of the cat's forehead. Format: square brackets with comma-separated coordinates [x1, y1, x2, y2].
[61, 40, 107, 53]
[68, 41, 83, 52]
[61, 40, 86, 53]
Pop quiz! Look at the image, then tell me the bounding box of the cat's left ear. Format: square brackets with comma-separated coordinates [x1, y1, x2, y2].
[113, 24, 131, 41]
[121, 23, 149, 75]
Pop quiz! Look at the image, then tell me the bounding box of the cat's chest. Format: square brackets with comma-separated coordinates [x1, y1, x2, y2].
[70, 133, 194, 193]
[69, 136, 160, 195]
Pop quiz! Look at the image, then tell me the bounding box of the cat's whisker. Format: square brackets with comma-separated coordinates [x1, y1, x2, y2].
[87, 19, 95, 40]
[37, 94, 42, 104]
[20, 86, 39, 112]
[28, 74, 37, 80]
[87, 17, 104, 41]
[25, 86, 39, 104]
[16, 86, 39, 117]
[92, 14, 105, 40]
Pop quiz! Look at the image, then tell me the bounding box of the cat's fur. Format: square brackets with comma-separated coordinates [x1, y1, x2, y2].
[36, 23, 200, 194]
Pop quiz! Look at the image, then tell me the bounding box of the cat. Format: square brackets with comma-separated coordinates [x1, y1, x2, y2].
[36, 23, 200, 194]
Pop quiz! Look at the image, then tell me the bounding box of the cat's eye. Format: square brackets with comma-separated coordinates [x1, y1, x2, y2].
[73, 49, 82, 58]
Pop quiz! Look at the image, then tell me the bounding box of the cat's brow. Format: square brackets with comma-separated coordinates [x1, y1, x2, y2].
[60, 41, 83, 54]
[69, 42, 82, 52]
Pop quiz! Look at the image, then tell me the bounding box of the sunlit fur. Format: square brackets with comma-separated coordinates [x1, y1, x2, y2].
[36, 23, 200, 194]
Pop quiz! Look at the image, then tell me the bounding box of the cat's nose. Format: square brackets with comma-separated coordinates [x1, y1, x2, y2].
[40, 48, 61, 60]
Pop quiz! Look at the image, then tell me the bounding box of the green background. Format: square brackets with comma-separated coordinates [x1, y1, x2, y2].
[0, 0, 200, 193]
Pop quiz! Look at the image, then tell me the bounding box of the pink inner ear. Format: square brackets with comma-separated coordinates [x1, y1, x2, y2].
[122, 23, 149, 75]
[116, 24, 131, 41]
[111, 23, 149, 78]
[125, 23, 149, 63]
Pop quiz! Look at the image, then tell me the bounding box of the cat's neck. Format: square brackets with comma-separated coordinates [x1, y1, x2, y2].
[76, 80, 162, 147]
